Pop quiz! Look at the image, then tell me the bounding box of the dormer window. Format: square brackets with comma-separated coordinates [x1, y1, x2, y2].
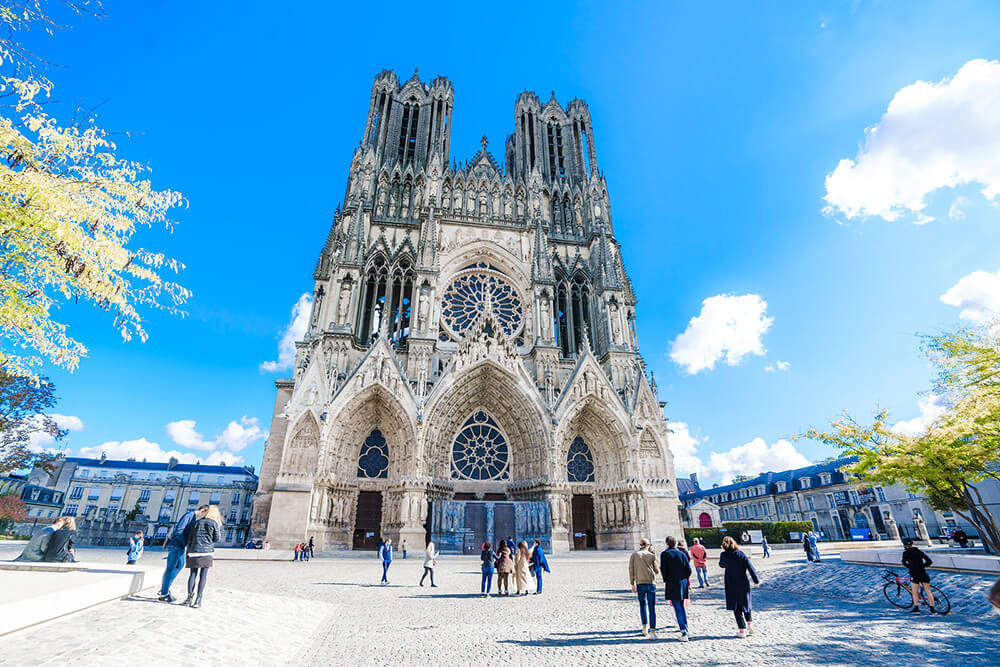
[819, 473, 832, 485]
[800, 478, 811, 489]
[776, 481, 786, 493]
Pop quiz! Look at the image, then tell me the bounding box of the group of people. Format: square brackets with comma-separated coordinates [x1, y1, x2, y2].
[293, 537, 314, 561]
[629, 535, 759, 641]
[14, 516, 79, 563]
[478, 538, 549, 597]
[802, 532, 822, 562]
[157, 504, 223, 608]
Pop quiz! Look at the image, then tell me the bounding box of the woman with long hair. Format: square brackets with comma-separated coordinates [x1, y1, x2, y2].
[496, 542, 514, 596]
[514, 541, 531, 595]
[42, 516, 77, 563]
[16, 516, 68, 562]
[420, 541, 439, 587]
[184, 505, 221, 608]
[719, 535, 759, 638]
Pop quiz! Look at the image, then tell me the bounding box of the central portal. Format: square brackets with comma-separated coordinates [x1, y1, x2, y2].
[430, 499, 551, 554]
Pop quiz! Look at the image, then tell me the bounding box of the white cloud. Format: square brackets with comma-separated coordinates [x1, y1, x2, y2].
[669, 421, 810, 485]
[940, 268, 1000, 325]
[948, 195, 970, 221]
[670, 294, 773, 374]
[764, 360, 791, 372]
[28, 413, 85, 451]
[260, 293, 312, 372]
[706, 438, 811, 485]
[77, 438, 245, 467]
[667, 422, 707, 475]
[824, 59, 1000, 223]
[892, 394, 948, 437]
[166, 416, 266, 453]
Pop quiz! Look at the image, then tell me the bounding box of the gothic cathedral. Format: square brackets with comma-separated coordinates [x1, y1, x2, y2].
[254, 70, 680, 552]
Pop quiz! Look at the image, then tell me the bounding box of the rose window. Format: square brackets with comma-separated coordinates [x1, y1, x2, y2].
[440, 263, 523, 340]
[451, 411, 510, 481]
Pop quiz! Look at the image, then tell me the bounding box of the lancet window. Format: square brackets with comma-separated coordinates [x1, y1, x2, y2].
[356, 255, 414, 346]
[555, 272, 595, 357]
[396, 99, 421, 165]
[547, 121, 565, 182]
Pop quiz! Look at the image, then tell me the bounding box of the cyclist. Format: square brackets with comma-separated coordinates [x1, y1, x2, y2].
[901, 538, 936, 613]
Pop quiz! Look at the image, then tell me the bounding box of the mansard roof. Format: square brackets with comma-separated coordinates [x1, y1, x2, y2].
[65, 456, 258, 478]
[679, 456, 859, 502]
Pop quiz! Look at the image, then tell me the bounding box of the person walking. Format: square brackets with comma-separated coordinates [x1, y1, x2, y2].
[761, 536, 770, 559]
[690, 537, 709, 588]
[420, 541, 438, 587]
[480, 541, 496, 597]
[530, 539, 550, 595]
[158, 504, 205, 602]
[496, 542, 514, 596]
[15, 517, 67, 562]
[719, 536, 760, 638]
[802, 533, 814, 562]
[126, 530, 144, 564]
[902, 538, 937, 613]
[629, 538, 659, 639]
[401, 539, 408, 559]
[183, 505, 222, 608]
[808, 532, 821, 562]
[379, 538, 393, 584]
[514, 541, 531, 595]
[308, 536, 315, 558]
[660, 536, 693, 641]
[41, 517, 77, 563]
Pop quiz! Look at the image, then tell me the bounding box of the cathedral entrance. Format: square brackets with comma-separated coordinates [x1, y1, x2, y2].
[353, 491, 383, 550]
[430, 499, 552, 554]
[571, 494, 596, 550]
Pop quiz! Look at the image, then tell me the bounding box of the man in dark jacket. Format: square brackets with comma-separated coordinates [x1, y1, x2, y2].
[660, 536, 693, 641]
[902, 538, 936, 613]
[530, 539, 550, 594]
[158, 504, 207, 602]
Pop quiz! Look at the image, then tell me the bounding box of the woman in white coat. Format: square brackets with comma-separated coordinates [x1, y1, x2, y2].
[420, 541, 439, 587]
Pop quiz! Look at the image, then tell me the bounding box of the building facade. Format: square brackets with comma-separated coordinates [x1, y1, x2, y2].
[255, 70, 680, 552]
[678, 457, 975, 541]
[29, 455, 258, 546]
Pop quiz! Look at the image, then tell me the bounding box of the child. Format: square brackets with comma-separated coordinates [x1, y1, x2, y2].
[901, 538, 936, 613]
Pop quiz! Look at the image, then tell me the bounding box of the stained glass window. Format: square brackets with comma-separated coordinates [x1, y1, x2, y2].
[567, 436, 595, 482]
[451, 411, 509, 480]
[358, 429, 389, 479]
[440, 263, 523, 340]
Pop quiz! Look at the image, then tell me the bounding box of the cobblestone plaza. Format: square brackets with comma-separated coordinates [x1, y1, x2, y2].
[1, 546, 996, 666]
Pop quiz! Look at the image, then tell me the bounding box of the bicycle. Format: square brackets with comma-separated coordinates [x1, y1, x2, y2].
[881, 569, 951, 615]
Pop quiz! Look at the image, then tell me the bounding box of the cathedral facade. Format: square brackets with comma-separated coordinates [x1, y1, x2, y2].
[254, 70, 680, 552]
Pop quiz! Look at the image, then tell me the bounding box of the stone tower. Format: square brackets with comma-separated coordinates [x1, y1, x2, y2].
[253, 70, 680, 552]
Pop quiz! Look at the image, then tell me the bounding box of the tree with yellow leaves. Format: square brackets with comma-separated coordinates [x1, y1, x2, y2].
[0, 1, 189, 381]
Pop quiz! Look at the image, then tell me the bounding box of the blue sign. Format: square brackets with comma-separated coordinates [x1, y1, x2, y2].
[849, 528, 870, 541]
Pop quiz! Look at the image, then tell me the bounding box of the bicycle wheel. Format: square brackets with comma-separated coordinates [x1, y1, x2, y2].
[921, 585, 951, 615]
[883, 582, 911, 608]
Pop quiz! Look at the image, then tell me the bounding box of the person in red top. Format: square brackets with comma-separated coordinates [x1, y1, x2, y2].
[690, 537, 709, 588]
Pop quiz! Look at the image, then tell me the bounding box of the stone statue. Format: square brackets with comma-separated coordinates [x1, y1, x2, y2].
[418, 291, 430, 330]
[338, 281, 352, 324]
[913, 513, 930, 542]
[539, 297, 551, 339]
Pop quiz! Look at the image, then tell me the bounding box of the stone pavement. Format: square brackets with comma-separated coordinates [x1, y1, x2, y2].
[1, 545, 997, 666]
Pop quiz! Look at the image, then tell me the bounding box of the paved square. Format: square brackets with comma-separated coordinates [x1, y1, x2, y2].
[1, 546, 997, 666]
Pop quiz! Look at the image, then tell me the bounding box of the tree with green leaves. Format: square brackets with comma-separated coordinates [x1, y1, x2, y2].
[805, 323, 1000, 553]
[0, 1, 188, 382]
[0, 370, 66, 473]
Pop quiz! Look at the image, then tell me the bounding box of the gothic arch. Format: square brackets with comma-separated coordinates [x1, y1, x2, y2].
[281, 412, 321, 475]
[320, 383, 417, 482]
[422, 361, 550, 482]
[555, 394, 631, 485]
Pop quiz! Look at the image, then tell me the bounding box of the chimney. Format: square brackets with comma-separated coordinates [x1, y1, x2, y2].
[689, 472, 698, 484]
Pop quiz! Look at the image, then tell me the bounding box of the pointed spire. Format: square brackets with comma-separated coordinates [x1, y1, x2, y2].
[531, 221, 553, 281]
[581, 322, 591, 354]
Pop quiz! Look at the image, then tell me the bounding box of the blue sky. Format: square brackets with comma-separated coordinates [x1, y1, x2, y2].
[16, 1, 1000, 483]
